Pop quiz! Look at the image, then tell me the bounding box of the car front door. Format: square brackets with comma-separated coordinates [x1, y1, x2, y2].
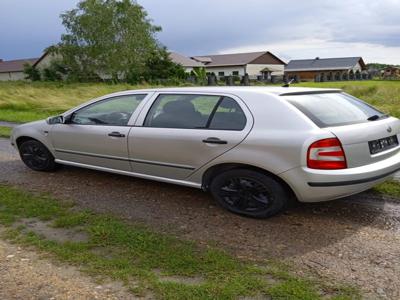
[50, 93, 149, 171]
[128, 93, 253, 180]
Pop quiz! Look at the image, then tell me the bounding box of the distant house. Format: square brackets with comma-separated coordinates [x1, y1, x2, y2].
[0, 58, 38, 81]
[32, 51, 59, 71]
[1, 50, 287, 82]
[383, 66, 400, 78]
[285, 57, 367, 81]
[190, 51, 286, 80]
[169, 51, 286, 80]
[169, 52, 204, 73]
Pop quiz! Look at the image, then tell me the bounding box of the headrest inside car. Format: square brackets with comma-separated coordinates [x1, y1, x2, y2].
[163, 100, 196, 113]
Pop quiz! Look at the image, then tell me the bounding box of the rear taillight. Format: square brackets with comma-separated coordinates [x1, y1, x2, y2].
[307, 138, 347, 169]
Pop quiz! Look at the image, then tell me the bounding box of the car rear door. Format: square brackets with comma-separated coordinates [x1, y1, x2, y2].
[128, 92, 253, 180]
[50, 93, 150, 171]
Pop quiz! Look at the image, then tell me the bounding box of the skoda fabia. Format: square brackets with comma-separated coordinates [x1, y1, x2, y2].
[11, 87, 400, 218]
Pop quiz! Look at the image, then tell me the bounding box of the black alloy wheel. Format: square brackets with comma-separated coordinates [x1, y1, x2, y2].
[210, 169, 288, 218]
[19, 140, 58, 171]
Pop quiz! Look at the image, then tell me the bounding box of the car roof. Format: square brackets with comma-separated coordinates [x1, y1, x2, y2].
[107, 86, 342, 98]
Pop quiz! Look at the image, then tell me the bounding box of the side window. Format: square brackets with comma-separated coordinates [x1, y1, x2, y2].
[144, 94, 221, 129]
[209, 97, 247, 130]
[70, 94, 146, 126]
[144, 94, 246, 130]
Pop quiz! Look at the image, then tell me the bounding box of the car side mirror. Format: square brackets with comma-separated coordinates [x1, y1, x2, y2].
[46, 115, 65, 125]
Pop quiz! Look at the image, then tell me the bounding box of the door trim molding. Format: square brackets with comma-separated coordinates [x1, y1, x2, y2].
[55, 149, 196, 170]
[130, 158, 195, 170]
[55, 149, 129, 162]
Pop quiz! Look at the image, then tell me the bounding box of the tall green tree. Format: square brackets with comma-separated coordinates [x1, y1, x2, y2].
[141, 47, 186, 82]
[53, 0, 162, 82]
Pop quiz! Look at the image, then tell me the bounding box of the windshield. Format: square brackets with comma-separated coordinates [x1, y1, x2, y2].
[285, 92, 387, 128]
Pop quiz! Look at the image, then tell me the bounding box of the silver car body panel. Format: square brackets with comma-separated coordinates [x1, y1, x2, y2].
[51, 124, 133, 171]
[11, 120, 55, 155]
[10, 86, 400, 203]
[326, 117, 400, 167]
[128, 91, 254, 180]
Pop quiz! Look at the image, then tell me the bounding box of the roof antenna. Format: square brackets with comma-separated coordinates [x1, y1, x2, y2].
[282, 79, 294, 87]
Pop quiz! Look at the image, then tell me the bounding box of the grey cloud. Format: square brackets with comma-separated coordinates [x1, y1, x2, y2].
[0, 0, 399, 61]
[141, 0, 400, 54]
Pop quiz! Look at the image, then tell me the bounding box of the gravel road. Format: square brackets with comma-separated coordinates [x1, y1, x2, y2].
[0, 121, 19, 128]
[0, 138, 399, 299]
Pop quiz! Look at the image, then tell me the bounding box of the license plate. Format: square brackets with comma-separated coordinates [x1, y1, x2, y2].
[369, 135, 399, 154]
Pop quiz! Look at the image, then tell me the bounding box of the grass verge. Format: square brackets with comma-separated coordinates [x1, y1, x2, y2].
[0, 185, 360, 299]
[373, 180, 400, 199]
[0, 80, 399, 123]
[0, 126, 12, 138]
[0, 81, 170, 123]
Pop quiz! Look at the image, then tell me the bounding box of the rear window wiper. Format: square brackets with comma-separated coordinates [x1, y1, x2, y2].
[367, 114, 389, 121]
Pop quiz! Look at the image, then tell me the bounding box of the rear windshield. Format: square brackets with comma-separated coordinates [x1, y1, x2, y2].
[284, 92, 386, 128]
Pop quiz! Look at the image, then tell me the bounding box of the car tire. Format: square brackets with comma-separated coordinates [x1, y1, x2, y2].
[210, 169, 288, 218]
[19, 140, 58, 172]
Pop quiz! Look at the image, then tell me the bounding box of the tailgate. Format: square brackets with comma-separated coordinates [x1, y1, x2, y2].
[327, 117, 400, 167]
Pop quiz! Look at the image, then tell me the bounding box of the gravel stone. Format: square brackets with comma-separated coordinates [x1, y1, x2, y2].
[0, 236, 141, 299]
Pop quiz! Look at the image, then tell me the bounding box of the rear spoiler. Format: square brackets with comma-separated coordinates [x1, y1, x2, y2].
[280, 89, 342, 96]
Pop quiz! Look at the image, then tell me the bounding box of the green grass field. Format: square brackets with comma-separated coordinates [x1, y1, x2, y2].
[0, 126, 12, 138]
[0, 80, 399, 123]
[373, 180, 400, 198]
[0, 81, 150, 123]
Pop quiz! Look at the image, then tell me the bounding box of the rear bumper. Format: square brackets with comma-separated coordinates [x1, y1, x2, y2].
[280, 150, 400, 202]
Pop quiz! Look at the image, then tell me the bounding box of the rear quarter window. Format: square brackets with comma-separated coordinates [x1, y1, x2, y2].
[209, 97, 246, 130]
[284, 92, 386, 127]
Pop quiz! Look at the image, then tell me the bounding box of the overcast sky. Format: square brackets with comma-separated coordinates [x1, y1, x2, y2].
[1, 0, 400, 64]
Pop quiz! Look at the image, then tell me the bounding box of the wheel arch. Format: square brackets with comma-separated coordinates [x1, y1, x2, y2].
[16, 136, 40, 148]
[202, 163, 297, 201]
[15, 136, 55, 156]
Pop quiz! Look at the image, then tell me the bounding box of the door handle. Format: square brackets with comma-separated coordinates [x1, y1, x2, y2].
[108, 131, 125, 138]
[202, 137, 228, 144]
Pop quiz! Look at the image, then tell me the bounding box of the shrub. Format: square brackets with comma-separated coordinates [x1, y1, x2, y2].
[23, 64, 41, 81]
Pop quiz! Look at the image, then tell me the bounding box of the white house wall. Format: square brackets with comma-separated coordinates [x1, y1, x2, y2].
[351, 62, 362, 72]
[0, 71, 25, 81]
[246, 64, 285, 77]
[204, 64, 284, 79]
[204, 66, 246, 77]
[184, 67, 194, 73]
[35, 53, 61, 70]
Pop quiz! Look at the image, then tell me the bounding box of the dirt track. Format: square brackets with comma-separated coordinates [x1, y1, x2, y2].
[0, 236, 139, 300]
[1, 138, 399, 299]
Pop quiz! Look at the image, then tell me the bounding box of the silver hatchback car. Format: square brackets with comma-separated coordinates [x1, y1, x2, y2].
[11, 87, 400, 218]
